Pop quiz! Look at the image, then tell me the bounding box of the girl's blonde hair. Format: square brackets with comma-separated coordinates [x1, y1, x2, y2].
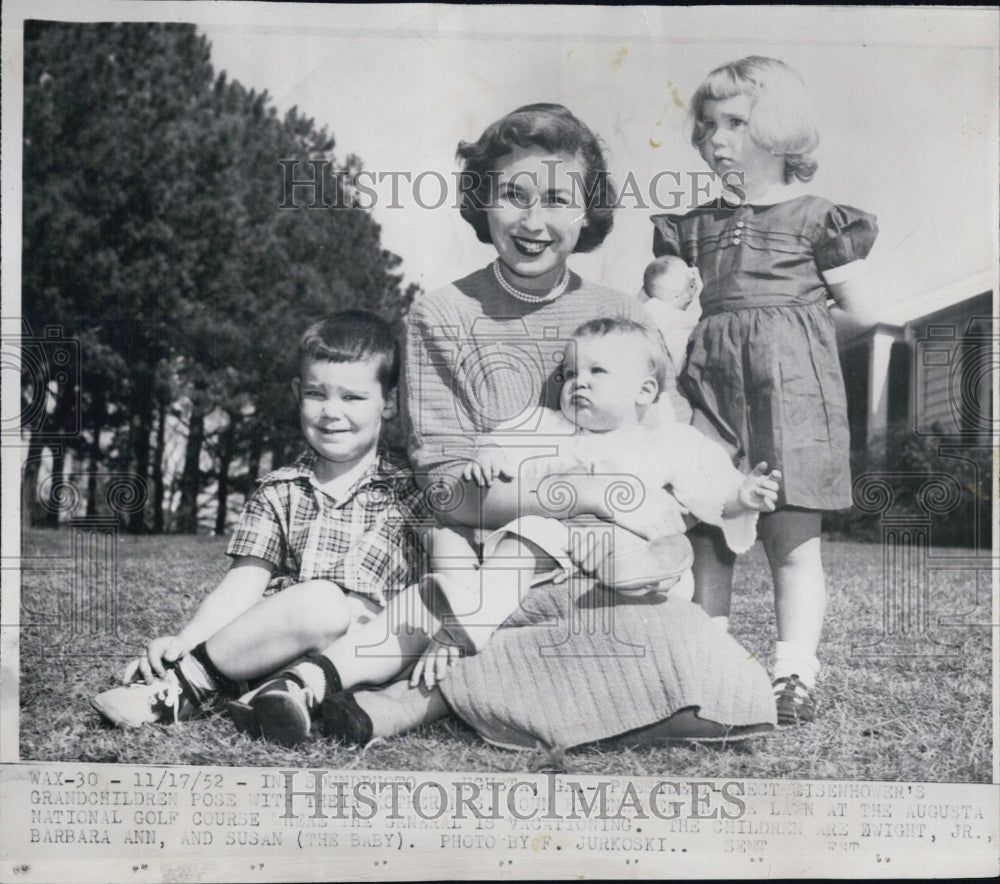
[689, 56, 819, 183]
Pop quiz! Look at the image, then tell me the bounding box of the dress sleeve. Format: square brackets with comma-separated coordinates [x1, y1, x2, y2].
[650, 214, 685, 258]
[814, 204, 878, 285]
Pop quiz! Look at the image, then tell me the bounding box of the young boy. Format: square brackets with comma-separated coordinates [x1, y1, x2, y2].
[91, 310, 431, 729]
[237, 318, 780, 739]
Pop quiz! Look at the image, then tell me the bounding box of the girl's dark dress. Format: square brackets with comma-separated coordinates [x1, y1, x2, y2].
[652, 194, 877, 510]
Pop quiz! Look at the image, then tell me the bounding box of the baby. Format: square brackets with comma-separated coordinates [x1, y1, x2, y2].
[413, 317, 780, 684]
[638, 254, 701, 369]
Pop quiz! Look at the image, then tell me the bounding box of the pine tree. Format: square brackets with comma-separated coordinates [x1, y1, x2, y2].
[22, 22, 416, 532]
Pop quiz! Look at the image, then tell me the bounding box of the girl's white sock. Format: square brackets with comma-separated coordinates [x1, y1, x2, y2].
[773, 640, 820, 689]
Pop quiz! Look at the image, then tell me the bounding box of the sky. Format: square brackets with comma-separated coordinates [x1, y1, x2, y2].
[191, 4, 998, 318]
[5, 3, 999, 319]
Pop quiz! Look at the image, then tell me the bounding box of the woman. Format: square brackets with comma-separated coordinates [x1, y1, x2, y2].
[323, 104, 777, 753]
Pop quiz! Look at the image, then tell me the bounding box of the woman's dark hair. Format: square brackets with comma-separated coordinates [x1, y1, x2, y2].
[456, 103, 616, 253]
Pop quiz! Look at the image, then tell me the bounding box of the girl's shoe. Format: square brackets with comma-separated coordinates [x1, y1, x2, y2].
[772, 675, 816, 725]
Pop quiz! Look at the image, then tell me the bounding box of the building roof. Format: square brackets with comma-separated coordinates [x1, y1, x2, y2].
[879, 268, 996, 327]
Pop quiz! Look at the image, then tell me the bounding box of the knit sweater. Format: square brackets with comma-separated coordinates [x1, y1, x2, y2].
[402, 265, 672, 477]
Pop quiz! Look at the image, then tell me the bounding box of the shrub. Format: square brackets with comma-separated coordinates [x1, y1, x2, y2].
[824, 421, 992, 548]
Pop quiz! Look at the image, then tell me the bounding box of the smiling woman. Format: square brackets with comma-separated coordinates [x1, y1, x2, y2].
[486, 147, 590, 293]
[404, 104, 642, 487]
[316, 103, 779, 754]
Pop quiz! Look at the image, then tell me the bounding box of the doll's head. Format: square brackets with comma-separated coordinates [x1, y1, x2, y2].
[643, 256, 700, 310]
[688, 56, 819, 184]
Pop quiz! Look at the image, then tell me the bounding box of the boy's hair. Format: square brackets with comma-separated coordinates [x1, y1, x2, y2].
[456, 103, 616, 253]
[571, 317, 669, 399]
[298, 309, 400, 395]
[688, 56, 819, 184]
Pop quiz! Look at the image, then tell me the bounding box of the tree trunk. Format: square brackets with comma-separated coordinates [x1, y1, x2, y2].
[247, 420, 263, 485]
[151, 399, 167, 533]
[44, 446, 66, 528]
[86, 388, 105, 517]
[177, 407, 205, 534]
[22, 433, 47, 528]
[214, 412, 237, 535]
[126, 366, 154, 534]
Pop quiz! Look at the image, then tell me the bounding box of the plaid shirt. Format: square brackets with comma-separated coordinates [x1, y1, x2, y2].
[226, 447, 432, 605]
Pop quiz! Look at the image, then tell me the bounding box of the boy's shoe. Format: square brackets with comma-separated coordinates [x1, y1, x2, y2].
[317, 692, 374, 746]
[225, 696, 261, 739]
[773, 675, 817, 725]
[594, 534, 694, 595]
[91, 669, 198, 727]
[228, 671, 313, 747]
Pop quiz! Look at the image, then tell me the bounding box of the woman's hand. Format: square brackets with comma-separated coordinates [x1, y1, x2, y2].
[410, 637, 463, 689]
[736, 462, 782, 513]
[122, 634, 194, 684]
[461, 445, 513, 487]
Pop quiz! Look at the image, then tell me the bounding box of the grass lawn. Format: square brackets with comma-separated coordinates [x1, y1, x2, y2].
[16, 528, 993, 781]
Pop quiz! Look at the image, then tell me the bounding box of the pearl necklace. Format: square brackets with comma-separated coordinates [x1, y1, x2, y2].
[492, 260, 570, 304]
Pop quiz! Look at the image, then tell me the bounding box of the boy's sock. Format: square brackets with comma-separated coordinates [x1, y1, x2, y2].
[176, 642, 241, 701]
[773, 640, 820, 689]
[286, 654, 343, 708]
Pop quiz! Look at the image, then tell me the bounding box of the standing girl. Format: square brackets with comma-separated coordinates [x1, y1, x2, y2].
[651, 56, 878, 723]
